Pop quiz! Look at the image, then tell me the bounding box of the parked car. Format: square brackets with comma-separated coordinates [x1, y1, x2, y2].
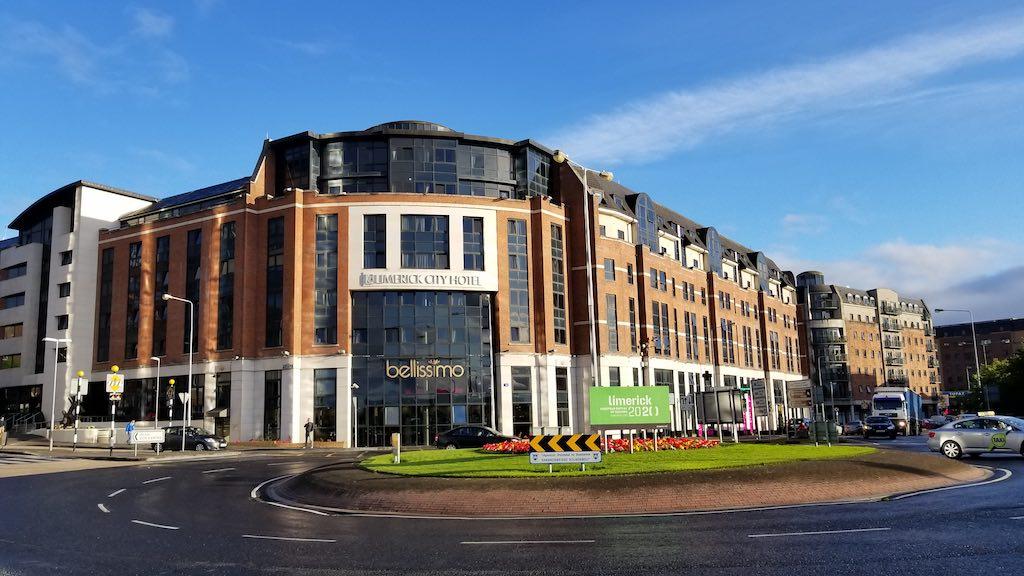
[787, 418, 811, 439]
[842, 420, 864, 435]
[927, 415, 1024, 459]
[154, 426, 227, 452]
[862, 416, 898, 439]
[434, 425, 514, 449]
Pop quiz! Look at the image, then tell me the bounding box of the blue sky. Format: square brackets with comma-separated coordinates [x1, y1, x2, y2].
[1, 1, 1021, 321]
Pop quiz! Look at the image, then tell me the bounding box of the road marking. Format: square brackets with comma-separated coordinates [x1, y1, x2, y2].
[242, 534, 336, 543]
[107, 489, 126, 498]
[97, 503, 110, 513]
[142, 476, 172, 484]
[267, 461, 302, 467]
[461, 540, 596, 545]
[325, 453, 335, 457]
[250, 475, 330, 516]
[748, 527, 890, 538]
[1010, 516, 1024, 520]
[887, 467, 1012, 500]
[131, 520, 179, 530]
[202, 467, 236, 474]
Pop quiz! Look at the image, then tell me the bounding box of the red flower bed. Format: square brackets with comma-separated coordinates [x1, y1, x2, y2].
[481, 436, 719, 454]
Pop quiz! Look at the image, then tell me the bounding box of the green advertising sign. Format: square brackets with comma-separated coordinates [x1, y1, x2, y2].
[589, 386, 672, 426]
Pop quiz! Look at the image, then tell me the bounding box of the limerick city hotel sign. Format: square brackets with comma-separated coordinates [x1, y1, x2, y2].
[359, 272, 483, 288]
[385, 359, 466, 379]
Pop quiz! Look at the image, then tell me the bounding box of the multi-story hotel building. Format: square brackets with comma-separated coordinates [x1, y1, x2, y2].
[936, 317, 1024, 391]
[795, 271, 940, 419]
[3, 121, 806, 445]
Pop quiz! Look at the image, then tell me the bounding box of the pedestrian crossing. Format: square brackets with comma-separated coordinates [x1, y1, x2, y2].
[0, 453, 58, 465]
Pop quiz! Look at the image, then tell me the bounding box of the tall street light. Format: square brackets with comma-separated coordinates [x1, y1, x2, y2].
[162, 293, 194, 453]
[351, 383, 360, 449]
[151, 356, 161, 455]
[551, 149, 612, 397]
[935, 308, 981, 402]
[42, 336, 71, 452]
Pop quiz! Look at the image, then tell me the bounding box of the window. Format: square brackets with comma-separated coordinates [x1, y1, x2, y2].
[606, 294, 619, 352]
[604, 258, 615, 281]
[56, 347, 67, 363]
[516, 148, 550, 198]
[551, 224, 567, 345]
[60, 250, 72, 266]
[96, 248, 114, 362]
[626, 264, 634, 285]
[511, 367, 533, 437]
[507, 219, 530, 343]
[58, 282, 71, 298]
[313, 369, 337, 441]
[659, 271, 667, 292]
[0, 292, 25, 309]
[1, 323, 23, 339]
[463, 217, 484, 271]
[390, 138, 458, 194]
[599, 225, 607, 237]
[363, 215, 387, 268]
[264, 371, 281, 441]
[56, 315, 68, 331]
[215, 372, 231, 409]
[0, 353, 21, 369]
[266, 217, 285, 347]
[650, 268, 658, 288]
[152, 235, 170, 356]
[608, 366, 621, 387]
[652, 301, 670, 355]
[184, 229, 202, 353]
[208, 224, 233, 352]
[401, 215, 449, 269]
[555, 367, 569, 427]
[124, 242, 141, 359]
[314, 214, 338, 345]
[0, 263, 27, 280]
[628, 298, 638, 353]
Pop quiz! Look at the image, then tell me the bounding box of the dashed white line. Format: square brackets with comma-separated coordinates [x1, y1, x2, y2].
[131, 520, 179, 530]
[143, 476, 172, 484]
[242, 534, 336, 543]
[107, 489, 126, 498]
[461, 540, 596, 545]
[202, 467, 236, 474]
[266, 461, 302, 467]
[97, 503, 110, 513]
[748, 527, 891, 538]
[1010, 516, 1024, 520]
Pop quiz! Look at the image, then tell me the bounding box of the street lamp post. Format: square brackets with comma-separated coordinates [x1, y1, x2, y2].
[351, 383, 360, 449]
[162, 293, 194, 453]
[935, 308, 983, 409]
[42, 336, 71, 452]
[151, 356, 161, 454]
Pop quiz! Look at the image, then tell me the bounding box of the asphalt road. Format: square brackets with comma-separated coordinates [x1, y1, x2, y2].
[1, 439, 1022, 576]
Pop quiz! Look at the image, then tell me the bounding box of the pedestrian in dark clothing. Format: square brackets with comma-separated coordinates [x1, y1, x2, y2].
[304, 418, 315, 449]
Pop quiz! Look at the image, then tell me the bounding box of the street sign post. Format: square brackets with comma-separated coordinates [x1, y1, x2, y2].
[130, 429, 166, 444]
[529, 434, 602, 472]
[750, 379, 769, 418]
[105, 373, 124, 394]
[107, 366, 121, 457]
[786, 379, 813, 408]
[70, 373, 87, 452]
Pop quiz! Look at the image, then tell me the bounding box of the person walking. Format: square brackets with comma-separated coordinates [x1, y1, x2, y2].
[125, 420, 136, 448]
[303, 418, 315, 449]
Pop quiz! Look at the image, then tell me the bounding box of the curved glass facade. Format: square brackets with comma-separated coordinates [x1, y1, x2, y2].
[351, 291, 493, 446]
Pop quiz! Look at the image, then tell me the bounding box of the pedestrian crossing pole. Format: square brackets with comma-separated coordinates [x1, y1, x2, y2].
[72, 371, 84, 452]
[108, 365, 120, 457]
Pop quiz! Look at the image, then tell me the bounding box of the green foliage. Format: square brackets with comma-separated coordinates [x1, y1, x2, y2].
[361, 444, 875, 478]
[979, 349, 1024, 414]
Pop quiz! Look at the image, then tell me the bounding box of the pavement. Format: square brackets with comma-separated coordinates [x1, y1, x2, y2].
[0, 435, 1021, 575]
[268, 447, 988, 517]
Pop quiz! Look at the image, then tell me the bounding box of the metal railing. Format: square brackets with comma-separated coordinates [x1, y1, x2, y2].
[880, 302, 899, 315]
[813, 333, 846, 344]
[882, 321, 901, 332]
[884, 355, 905, 366]
[883, 338, 903, 349]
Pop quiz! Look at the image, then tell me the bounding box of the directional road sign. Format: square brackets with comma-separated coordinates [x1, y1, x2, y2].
[530, 451, 602, 464]
[786, 379, 813, 408]
[529, 434, 601, 453]
[130, 429, 166, 444]
[750, 379, 769, 417]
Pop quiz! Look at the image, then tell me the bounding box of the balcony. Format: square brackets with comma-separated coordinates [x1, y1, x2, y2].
[928, 357, 937, 368]
[887, 376, 909, 386]
[926, 342, 934, 352]
[880, 301, 899, 315]
[882, 320, 901, 333]
[813, 333, 845, 344]
[924, 326, 935, 336]
[884, 355, 905, 366]
[814, 295, 839, 309]
[822, 368, 849, 381]
[883, 337, 903, 349]
[823, 353, 848, 363]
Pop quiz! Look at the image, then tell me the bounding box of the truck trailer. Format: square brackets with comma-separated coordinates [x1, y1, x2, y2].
[871, 387, 923, 436]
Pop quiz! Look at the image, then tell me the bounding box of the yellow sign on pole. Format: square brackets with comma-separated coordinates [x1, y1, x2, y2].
[105, 373, 125, 394]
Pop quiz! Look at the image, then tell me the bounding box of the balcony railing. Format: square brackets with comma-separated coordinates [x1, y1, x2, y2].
[813, 333, 846, 344]
[883, 337, 902, 349]
[928, 358, 937, 368]
[924, 326, 935, 336]
[814, 295, 839, 309]
[822, 369, 849, 381]
[926, 342, 934, 352]
[884, 355, 905, 366]
[882, 321, 901, 332]
[823, 354, 848, 363]
[880, 302, 900, 315]
[887, 376, 909, 386]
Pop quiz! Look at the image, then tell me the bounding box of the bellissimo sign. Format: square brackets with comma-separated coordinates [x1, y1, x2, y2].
[359, 272, 483, 288]
[385, 360, 466, 379]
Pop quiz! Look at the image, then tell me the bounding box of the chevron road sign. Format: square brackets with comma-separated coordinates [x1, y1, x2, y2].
[528, 434, 602, 465]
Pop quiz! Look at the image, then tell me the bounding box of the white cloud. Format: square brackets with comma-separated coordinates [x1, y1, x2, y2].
[775, 238, 1024, 321]
[549, 12, 1024, 165]
[781, 213, 828, 235]
[131, 148, 196, 173]
[0, 19, 105, 85]
[131, 8, 175, 39]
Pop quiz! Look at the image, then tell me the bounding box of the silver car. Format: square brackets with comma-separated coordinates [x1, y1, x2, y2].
[927, 416, 1024, 459]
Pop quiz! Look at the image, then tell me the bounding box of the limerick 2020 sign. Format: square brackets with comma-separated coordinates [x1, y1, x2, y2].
[589, 386, 672, 426]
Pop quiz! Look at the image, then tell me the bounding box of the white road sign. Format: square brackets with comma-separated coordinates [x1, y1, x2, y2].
[70, 377, 88, 396]
[178, 392, 189, 405]
[130, 429, 166, 444]
[786, 379, 813, 408]
[750, 379, 769, 417]
[529, 452, 602, 465]
[105, 373, 124, 394]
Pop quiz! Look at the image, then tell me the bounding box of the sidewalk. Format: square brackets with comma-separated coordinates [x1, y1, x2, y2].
[269, 449, 990, 518]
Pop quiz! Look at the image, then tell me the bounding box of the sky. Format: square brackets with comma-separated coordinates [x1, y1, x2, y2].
[0, 1, 1021, 323]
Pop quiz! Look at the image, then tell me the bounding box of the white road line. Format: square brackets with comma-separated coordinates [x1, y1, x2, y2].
[131, 520, 179, 530]
[325, 453, 335, 457]
[202, 467, 236, 474]
[1010, 516, 1024, 520]
[107, 489, 126, 498]
[266, 461, 302, 467]
[748, 527, 890, 539]
[142, 476, 172, 484]
[461, 540, 596, 545]
[888, 467, 1013, 500]
[97, 503, 110, 514]
[250, 475, 330, 516]
[242, 534, 336, 543]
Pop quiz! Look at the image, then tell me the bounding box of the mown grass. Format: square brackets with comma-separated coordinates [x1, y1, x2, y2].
[361, 443, 875, 478]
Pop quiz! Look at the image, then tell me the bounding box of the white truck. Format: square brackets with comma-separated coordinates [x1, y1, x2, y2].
[871, 387, 923, 436]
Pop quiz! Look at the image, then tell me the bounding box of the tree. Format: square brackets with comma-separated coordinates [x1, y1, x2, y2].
[978, 349, 1024, 415]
